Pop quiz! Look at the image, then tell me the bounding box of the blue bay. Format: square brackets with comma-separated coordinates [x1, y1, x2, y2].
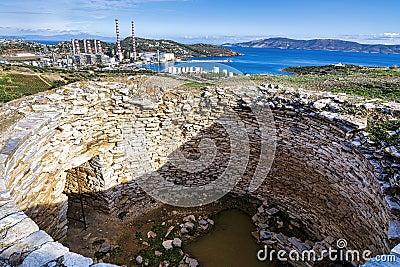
[143, 46, 400, 75]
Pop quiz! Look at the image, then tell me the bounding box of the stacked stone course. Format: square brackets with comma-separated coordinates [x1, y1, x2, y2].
[0, 76, 399, 266]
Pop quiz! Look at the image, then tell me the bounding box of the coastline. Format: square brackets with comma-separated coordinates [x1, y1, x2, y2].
[142, 46, 400, 75]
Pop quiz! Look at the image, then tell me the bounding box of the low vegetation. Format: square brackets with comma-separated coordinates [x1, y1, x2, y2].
[1, 64, 400, 104]
[183, 82, 215, 88]
[0, 63, 154, 103]
[367, 119, 400, 146]
[252, 65, 400, 102]
[0, 73, 54, 102]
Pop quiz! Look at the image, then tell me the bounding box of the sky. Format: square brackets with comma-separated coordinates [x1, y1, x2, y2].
[0, 0, 400, 44]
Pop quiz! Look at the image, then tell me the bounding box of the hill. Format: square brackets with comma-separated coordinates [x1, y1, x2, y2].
[230, 37, 400, 54]
[1, 37, 241, 58]
[117, 37, 241, 57]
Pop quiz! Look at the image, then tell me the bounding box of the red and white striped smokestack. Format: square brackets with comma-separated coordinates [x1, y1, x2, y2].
[71, 39, 76, 55]
[115, 19, 122, 60]
[87, 40, 92, 54]
[83, 39, 88, 54]
[97, 40, 103, 54]
[131, 20, 137, 61]
[75, 39, 80, 54]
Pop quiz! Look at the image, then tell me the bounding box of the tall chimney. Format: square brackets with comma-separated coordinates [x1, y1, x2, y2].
[83, 39, 88, 54]
[75, 39, 81, 54]
[71, 39, 76, 55]
[115, 19, 123, 60]
[94, 39, 98, 54]
[97, 40, 103, 54]
[131, 20, 137, 61]
[87, 40, 92, 54]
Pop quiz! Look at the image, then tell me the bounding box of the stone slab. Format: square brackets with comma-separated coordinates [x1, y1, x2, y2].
[388, 221, 400, 240]
[0, 139, 21, 156]
[0, 230, 53, 259]
[20, 242, 69, 267]
[62, 252, 93, 267]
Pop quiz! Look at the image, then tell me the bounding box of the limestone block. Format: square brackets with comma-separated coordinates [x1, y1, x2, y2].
[391, 243, 400, 257]
[31, 105, 58, 112]
[0, 201, 19, 220]
[0, 230, 53, 259]
[20, 242, 69, 267]
[0, 216, 40, 249]
[71, 107, 89, 115]
[62, 252, 93, 267]
[0, 139, 21, 156]
[0, 212, 27, 233]
[91, 263, 120, 267]
[389, 221, 400, 240]
[313, 99, 331, 110]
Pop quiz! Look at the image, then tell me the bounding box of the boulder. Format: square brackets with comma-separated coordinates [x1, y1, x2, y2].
[183, 215, 196, 222]
[147, 231, 157, 239]
[162, 240, 173, 250]
[172, 238, 182, 248]
[62, 252, 93, 267]
[180, 227, 189, 235]
[159, 260, 169, 267]
[155, 251, 163, 257]
[199, 219, 208, 226]
[259, 230, 272, 241]
[98, 242, 111, 253]
[313, 99, 331, 110]
[185, 257, 198, 267]
[136, 255, 143, 264]
[206, 219, 214, 225]
[184, 222, 195, 229]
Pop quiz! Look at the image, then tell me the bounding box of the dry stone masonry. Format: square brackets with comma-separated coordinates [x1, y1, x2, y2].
[0, 75, 399, 266]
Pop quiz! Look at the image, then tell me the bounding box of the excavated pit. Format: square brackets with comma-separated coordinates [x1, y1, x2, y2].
[0, 76, 397, 266]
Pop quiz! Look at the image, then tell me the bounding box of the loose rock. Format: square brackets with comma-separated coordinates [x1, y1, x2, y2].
[173, 238, 182, 248]
[136, 256, 143, 264]
[162, 240, 173, 250]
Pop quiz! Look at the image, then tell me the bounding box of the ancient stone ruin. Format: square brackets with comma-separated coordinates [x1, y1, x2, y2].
[0, 76, 399, 266]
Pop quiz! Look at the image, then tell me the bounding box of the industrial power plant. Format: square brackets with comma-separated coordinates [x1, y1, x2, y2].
[1, 19, 234, 75]
[68, 19, 138, 67]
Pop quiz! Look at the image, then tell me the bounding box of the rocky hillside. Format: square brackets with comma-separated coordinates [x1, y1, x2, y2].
[118, 37, 241, 57]
[231, 37, 400, 54]
[0, 39, 44, 55]
[1, 38, 241, 58]
[51, 38, 241, 58]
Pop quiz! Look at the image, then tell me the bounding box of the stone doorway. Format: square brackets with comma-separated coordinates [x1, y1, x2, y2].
[63, 156, 110, 229]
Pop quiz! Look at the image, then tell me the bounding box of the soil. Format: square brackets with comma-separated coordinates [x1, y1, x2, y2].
[63, 195, 259, 266]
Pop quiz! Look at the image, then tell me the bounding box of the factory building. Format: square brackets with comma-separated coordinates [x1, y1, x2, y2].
[70, 39, 110, 66]
[167, 66, 204, 74]
[159, 53, 175, 63]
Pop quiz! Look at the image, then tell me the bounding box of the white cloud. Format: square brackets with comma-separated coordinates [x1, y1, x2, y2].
[383, 32, 400, 38]
[0, 0, 192, 36]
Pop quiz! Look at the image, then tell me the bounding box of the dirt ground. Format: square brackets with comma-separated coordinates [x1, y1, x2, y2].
[63, 198, 161, 265]
[63, 195, 258, 266]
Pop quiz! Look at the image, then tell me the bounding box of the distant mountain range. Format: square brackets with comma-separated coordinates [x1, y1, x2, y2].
[0, 34, 115, 43]
[227, 38, 400, 54]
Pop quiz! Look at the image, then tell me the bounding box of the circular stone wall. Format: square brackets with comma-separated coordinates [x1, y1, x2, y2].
[0, 76, 398, 266]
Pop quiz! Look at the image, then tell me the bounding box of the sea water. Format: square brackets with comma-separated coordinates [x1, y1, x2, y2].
[143, 46, 400, 75]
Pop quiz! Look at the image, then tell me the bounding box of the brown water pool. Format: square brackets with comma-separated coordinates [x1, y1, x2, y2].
[185, 209, 277, 267]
